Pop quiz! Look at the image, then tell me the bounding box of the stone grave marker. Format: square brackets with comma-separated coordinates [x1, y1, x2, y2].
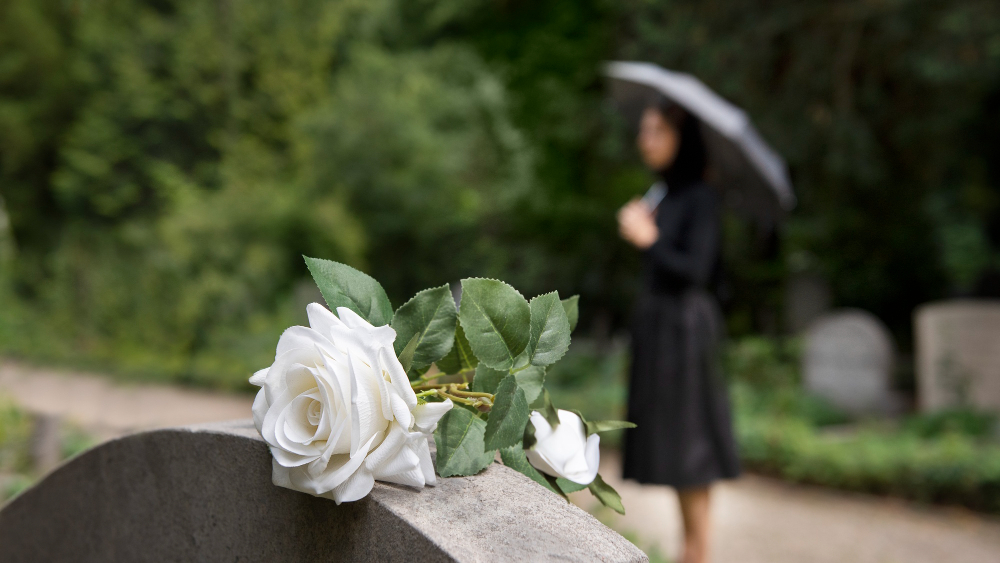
[803, 309, 895, 415]
[915, 300, 1000, 413]
[0, 419, 647, 563]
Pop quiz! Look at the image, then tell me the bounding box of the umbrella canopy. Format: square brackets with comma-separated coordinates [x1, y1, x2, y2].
[604, 61, 796, 223]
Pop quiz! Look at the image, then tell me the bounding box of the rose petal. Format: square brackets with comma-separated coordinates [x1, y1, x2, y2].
[303, 431, 380, 494]
[270, 445, 312, 468]
[414, 435, 437, 486]
[249, 367, 268, 387]
[330, 467, 375, 504]
[363, 424, 408, 473]
[335, 307, 373, 330]
[272, 459, 294, 488]
[348, 349, 389, 456]
[525, 447, 560, 478]
[262, 347, 322, 406]
[389, 392, 413, 429]
[377, 465, 425, 488]
[412, 399, 453, 434]
[306, 302, 347, 339]
[276, 325, 333, 359]
[272, 391, 324, 457]
[379, 348, 418, 409]
[251, 389, 269, 433]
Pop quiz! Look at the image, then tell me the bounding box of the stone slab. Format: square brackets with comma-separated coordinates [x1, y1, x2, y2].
[0, 419, 646, 563]
[803, 309, 894, 415]
[915, 300, 1000, 413]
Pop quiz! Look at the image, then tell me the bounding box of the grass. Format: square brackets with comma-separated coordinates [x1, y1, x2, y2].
[0, 396, 97, 504]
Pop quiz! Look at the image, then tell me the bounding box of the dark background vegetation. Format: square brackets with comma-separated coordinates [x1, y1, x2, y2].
[2, 0, 999, 389]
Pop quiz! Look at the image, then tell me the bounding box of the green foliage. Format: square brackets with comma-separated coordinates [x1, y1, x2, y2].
[903, 409, 998, 440]
[483, 374, 530, 451]
[390, 285, 457, 369]
[435, 324, 478, 377]
[458, 278, 531, 370]
[0, 398, 97, 503]
[500, 444, 561, 494]
[514, 366, 546, 406]
[585, 420, 636, 435]
[616, 0, 1000, 334]
[5, 0, 999, 387]
[0, 400, 32, 475]
[554, 478, 589, 495]
[397, 333, 420, 375]
[0, 0, 530, 387]
[734, 382, 1000, 513]
[561, 296, 580, 333]
[724, 336, 802, 388]
[434, 406, 495, 478]
[471, 364, 506, 394]
[588, 474, 625, 515]
[305, 257, 394, 327]
[524, 292, 572, 367]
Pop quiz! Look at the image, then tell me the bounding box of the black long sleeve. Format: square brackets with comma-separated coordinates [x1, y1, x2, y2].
[642, 184, 720, 291]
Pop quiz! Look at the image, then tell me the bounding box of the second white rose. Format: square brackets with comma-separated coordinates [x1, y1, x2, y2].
[525, 409, 600, 485]
[250, 303, 453, 504]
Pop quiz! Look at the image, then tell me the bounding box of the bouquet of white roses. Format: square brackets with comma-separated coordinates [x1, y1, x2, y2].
[250, 256, 633, 513]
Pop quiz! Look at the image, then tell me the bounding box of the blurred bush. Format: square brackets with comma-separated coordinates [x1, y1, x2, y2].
[736, 390, 1000, 513]
[3, 0, 1000, 387]
[0, 0, 537, 388]
[0, 397, 97, 504]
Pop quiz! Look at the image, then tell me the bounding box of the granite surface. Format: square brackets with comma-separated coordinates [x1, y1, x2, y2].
[0, 419, 646, 563]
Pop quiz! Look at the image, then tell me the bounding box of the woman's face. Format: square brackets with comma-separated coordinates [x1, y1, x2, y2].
[637, 107, 680, 171]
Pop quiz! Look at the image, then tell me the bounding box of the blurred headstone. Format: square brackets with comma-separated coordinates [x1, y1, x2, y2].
[784, 273, 832, 334]
[803, 309, 895, 415]
[915, 300, 1000, 413]
[30, 414, 62, 474]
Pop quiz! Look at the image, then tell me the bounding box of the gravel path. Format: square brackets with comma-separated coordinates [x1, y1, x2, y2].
[0, 360, 253, 440]
[3, 359, 1000, 562]
[572, 451, 1000, 563]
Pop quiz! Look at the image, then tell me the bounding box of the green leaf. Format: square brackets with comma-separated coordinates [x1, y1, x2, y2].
[514, 366, 545, 405]
[434, 408, 495, 477]
[391, 285, 457, 370]
[500, 445, 561, 495]
[436, 324, 478, 375]
[484, 374, 530, 451]
[398, 333, 420, 374]
[522, 416, 537, 449]
[555, 478, 589, 494]
[527, 292, 571, 367]
[458, 278, 530, 370]
[584, 420, 637, 436]
[472, 364, 506, 394]
[588, 474, 625, 515]
[561, 295, 580, 333]
[533, 389, 561, 430]
[303, 256, 393, 327]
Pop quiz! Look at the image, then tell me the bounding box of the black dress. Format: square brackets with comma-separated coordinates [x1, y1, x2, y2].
[622, 179, 742, 488]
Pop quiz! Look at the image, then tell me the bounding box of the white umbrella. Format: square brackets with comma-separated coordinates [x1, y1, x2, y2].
[605, 61, 796, 223]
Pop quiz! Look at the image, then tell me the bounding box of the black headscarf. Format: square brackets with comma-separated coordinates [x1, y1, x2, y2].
[652, 97, 708, 189]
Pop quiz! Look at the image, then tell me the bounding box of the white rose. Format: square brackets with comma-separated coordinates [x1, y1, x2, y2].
[525, 409, 600, 485]
[250, 303, 453, 504]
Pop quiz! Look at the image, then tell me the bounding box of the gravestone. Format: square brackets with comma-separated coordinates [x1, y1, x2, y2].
[915, 300, 1000, 413]
[0, 419, 646, 563]
[803, 309, 895, 415]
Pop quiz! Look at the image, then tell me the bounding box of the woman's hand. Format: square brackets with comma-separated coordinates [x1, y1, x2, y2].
[617, 198, 659, 250]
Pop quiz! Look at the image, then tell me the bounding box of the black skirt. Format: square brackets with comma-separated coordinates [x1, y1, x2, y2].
[622, 289, 741, 488]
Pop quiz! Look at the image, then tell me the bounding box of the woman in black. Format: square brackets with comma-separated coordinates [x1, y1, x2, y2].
[617, 99, 740, 563]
